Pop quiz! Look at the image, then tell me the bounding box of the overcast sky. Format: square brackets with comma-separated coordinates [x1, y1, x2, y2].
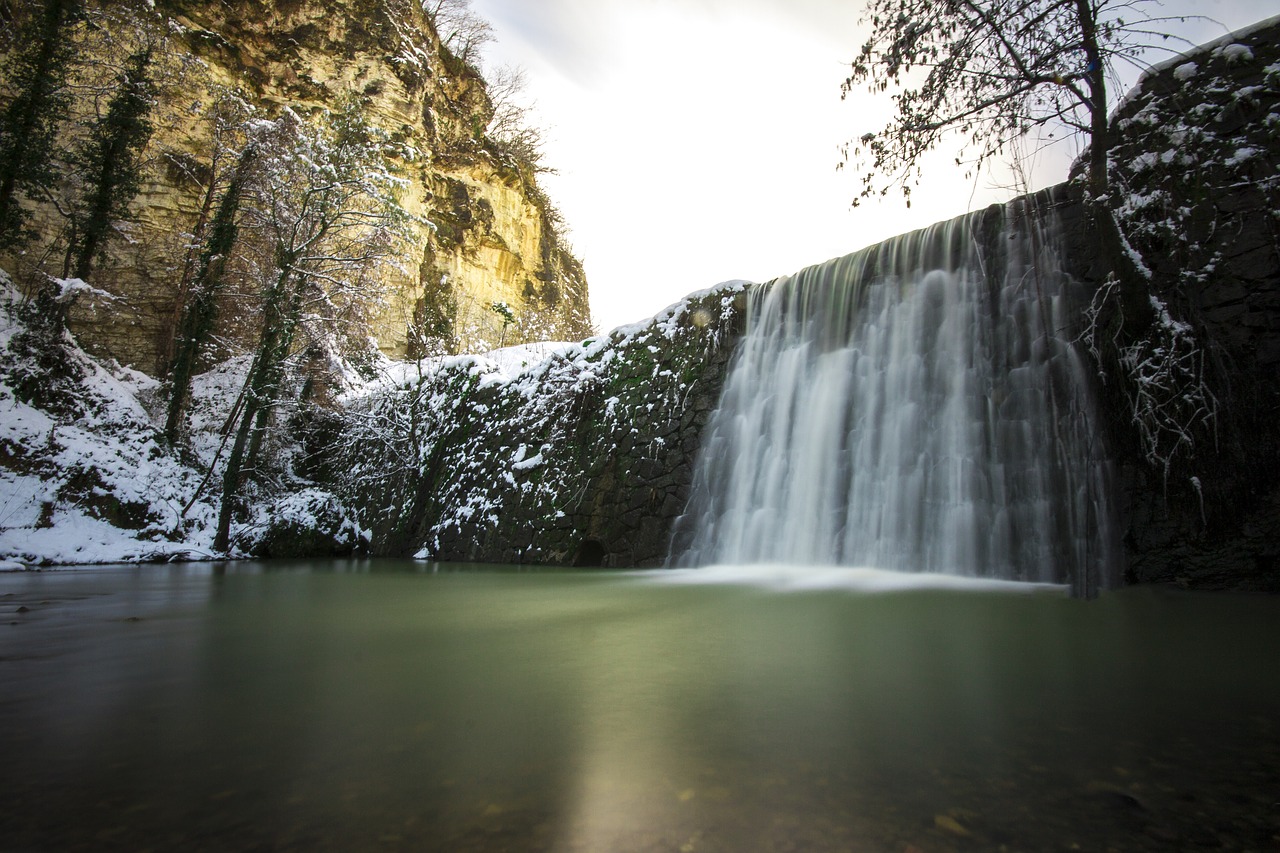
[470, 0, 1275, 334]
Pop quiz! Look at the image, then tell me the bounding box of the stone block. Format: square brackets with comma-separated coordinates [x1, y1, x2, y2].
[1201, 301, 1248, 324]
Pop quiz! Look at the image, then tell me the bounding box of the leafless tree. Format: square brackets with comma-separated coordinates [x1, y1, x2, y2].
[422, 0, 492, 65]
[212, 99, 411, 552]
[841, 0, 1193, 206]
[486, 63, 553, 172]
[843, 0, 1221, 476]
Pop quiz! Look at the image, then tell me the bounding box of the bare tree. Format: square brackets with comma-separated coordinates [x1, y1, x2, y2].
[422, 0, 492, 66]
[841, 0, 1192, 206]
[843, 0, 1222, 477]
[486, 64, 554, 173]
[213, 99, 411, 553]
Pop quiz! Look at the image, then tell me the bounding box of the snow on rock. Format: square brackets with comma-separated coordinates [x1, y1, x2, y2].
[317, 280, 751, 566]
[0, 285, 216, 565]
[1173, 62, 1198, 81]
[52, 277, 114, 306]
[1225, 146, 1259, 166]
[1215, 43, 1254, 64]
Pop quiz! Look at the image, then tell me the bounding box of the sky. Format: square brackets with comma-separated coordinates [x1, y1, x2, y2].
[470, 0, 1275, 334]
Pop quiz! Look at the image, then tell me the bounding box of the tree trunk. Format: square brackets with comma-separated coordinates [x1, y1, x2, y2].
[1074, 0, 1154, 328]
[157, 164, 221, 376]
[213, 391, 259, 553]
[211, 265, 300, 552]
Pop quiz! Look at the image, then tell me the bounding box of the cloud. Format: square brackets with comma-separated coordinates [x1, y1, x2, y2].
[472, 0, 622, 79]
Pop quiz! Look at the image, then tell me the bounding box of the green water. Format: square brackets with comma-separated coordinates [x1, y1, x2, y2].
[1, 561, 1277, 852]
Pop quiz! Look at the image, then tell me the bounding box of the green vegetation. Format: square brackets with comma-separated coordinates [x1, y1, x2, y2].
[65, 46, 156, 281]
[0, 0, 83, 252]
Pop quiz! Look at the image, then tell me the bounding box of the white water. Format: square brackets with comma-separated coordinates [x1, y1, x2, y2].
[642, 564, 1068, 594]
[670, 201, 1118, 594]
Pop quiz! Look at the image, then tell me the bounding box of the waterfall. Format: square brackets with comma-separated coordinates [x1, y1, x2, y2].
[669, 199, 1119, 595]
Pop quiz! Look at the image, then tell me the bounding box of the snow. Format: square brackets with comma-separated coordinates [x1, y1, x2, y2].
[2, 264, 750, 567]
[606, 279, 749, 345]
[1225, 146, 1259, 166]
[53, 277, 114, 306]
[1150, 295, 1192, 336]
[1130, 152, 1159, 172]
[1173, 62, 1198, 81]
[1112, 14, 1280, 116]
[1216, 43, 1255, 65]
[512, 451, 544, 471]
[0, 509, 209, 566]
[0, 280, 226, 565]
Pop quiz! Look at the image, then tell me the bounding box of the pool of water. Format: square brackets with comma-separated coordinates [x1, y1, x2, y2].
[1, 561, 1277, 851]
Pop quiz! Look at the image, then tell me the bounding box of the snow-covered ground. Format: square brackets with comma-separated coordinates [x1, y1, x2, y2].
[0, 281, 219, 566]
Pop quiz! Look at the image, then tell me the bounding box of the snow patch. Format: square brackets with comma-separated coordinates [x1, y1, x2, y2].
[1225, 146, 1259, 166]
[53, 277, 115, 305]
[1215, 43, 1254, 64]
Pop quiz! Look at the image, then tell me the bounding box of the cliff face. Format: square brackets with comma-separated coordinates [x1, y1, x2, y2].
[0, 0, 590, 373]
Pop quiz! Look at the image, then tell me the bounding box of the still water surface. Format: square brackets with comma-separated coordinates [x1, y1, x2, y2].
[1, 561, 1278, 852]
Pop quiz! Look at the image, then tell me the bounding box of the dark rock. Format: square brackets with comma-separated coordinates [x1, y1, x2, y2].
[1063, 21, 1280, 592]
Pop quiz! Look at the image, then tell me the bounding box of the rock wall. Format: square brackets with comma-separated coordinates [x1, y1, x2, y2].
[1062, 20, 1280, 590]
[0, 0, 590, 373]
[4, 9, 1274, 587]
[308, 285, 747, 567]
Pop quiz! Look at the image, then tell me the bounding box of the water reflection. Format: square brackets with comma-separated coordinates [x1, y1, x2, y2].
[1, 562, 1278, 851]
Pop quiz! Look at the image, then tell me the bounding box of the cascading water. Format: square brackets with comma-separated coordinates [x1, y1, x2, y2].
[669, 199, 1119, 595]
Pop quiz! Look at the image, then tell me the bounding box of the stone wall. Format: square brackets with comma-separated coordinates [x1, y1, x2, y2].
[1062, 20, 1280, 590]
[308, 284, 747, 567]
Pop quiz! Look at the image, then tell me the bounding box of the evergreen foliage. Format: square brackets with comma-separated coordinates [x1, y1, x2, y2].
[65, 45, 156, 280]
[164, 142, 258, 445]
[0, 0, 83, 252]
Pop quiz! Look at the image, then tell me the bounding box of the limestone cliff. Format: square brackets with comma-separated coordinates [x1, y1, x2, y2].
[0, 0, 590, 373]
